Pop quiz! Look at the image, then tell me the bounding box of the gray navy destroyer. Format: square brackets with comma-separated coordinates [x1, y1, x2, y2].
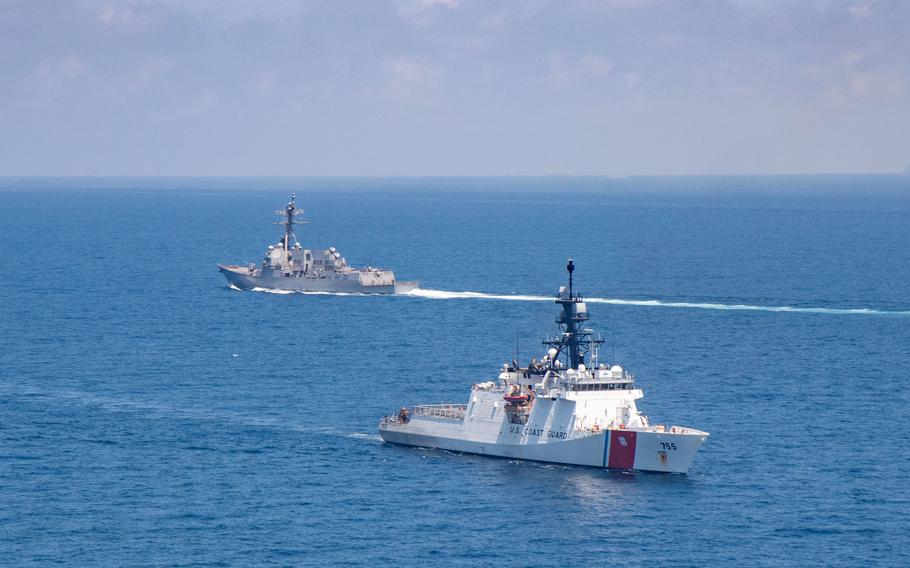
[219, 194, 418, 294]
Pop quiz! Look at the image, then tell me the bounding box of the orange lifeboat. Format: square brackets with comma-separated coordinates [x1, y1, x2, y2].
[503, 393, 530, 404]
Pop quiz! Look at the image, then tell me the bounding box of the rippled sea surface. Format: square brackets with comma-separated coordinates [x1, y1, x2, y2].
[2, 176, 909, 566]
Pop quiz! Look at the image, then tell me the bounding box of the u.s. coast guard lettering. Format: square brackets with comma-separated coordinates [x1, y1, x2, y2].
[379, 259, 710, 474]
[508, 425, 569, 439]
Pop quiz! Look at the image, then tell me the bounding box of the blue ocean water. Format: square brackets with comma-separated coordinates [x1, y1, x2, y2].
[1, 176, 909, 566]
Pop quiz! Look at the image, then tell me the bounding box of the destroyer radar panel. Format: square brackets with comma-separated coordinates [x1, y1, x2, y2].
[218, 194, 418, 294]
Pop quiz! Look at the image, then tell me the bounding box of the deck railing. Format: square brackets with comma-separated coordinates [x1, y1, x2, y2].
[413, 404, 467, 421]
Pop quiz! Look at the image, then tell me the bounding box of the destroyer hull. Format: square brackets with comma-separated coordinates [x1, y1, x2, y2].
[219, 265, 418, 295]
[380, 424, 707, 474]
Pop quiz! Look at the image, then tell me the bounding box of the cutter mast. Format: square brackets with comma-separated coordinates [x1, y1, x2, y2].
[543, 258, 605, 369]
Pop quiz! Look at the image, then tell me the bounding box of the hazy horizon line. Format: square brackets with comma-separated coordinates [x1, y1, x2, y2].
[1, 171, 908, 180]
[2, 172, 907, 197]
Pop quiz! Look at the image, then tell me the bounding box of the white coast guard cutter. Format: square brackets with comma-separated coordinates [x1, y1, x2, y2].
[379, 259, 709, 473]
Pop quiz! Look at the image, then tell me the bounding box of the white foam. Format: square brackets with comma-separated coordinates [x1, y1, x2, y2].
[230, 283, 908, 316]
[407, 288, 550, 302]
[347, 432, 383, 442]
[406, 288, 910, 316]
[250, 286, 296, 295]
[240, 286, 363, 297]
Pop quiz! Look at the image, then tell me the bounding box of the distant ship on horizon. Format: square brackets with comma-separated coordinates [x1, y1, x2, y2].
[218, 193, 418, 294]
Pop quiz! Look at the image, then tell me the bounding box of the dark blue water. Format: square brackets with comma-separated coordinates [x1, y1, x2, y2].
[2, 177, 909, 566]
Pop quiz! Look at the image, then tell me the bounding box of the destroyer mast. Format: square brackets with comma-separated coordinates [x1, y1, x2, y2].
[276, 193, 307, 266]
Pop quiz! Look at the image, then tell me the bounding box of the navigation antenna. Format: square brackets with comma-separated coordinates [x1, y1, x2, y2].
[611, 316, 616, 365]
[515, 332, 520, 371]
[567, 258, 575, 298]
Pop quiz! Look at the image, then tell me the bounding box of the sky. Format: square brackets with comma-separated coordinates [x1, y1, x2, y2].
[1, 0, 908, 176]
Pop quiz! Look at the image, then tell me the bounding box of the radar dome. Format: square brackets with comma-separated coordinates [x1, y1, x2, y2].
[610, 365, 623, 379]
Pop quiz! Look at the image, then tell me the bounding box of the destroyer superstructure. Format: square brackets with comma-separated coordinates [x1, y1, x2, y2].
[219, 194, 418, 294]
[379, 259, 708, 473]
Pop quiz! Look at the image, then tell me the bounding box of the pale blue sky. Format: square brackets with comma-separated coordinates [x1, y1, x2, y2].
[1, 0, 908, 176]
